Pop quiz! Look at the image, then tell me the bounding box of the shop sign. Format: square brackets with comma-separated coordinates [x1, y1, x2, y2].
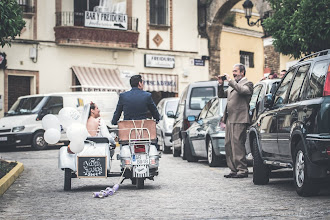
[85, 11, 128, 30]
[144, 54, 175, 69]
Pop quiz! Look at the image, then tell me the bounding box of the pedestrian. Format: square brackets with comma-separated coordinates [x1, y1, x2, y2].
[111, 74, 160, 125]
[216, 63, 253, 178]
[279, 69, 287, 78]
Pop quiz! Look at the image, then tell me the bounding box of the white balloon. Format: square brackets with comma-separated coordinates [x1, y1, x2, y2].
[58, 107, 81, 129]
[44, 128, 61, 144]
[42, 114, 61, 131]
[69, 140, 85, 153]
[66, 122, 88, 142]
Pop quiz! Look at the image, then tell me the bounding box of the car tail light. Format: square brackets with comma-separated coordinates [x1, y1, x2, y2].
[183, 118, 191, 130]
[326, 147, 330, 156]
[323, 64, 330, 96]
[134, 145, 145, 153]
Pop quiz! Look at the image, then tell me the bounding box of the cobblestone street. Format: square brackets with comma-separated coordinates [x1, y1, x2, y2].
[1, 146, 330, 219]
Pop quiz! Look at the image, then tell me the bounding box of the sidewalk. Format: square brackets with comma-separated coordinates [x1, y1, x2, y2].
[0, 161, 24, 196]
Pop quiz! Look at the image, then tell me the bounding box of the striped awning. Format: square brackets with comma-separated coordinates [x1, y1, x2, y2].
[140, 73, 178, 93]
[72, 66, 130, 92]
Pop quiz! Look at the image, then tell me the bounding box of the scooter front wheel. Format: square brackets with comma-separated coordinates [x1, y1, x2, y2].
[136, 178, 144, 189]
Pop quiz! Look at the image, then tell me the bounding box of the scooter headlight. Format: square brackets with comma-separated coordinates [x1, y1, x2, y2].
[12, 126, 25, 132]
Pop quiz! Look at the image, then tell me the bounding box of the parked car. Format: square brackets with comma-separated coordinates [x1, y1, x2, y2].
[184, 97, 227, 166]
[246, 78, 281, 160]
[156, 97, 179, 153]
[171, 81, 227, 157]
[248, 49, 330, 196]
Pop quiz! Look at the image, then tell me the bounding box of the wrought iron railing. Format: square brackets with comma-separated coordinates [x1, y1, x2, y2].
[55, 12, 138, 31]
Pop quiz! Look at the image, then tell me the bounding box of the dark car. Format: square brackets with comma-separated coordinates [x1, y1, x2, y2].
[246, 79, 281, 160]
[248, 49, 330, 196]
[183, 97, 227, 166]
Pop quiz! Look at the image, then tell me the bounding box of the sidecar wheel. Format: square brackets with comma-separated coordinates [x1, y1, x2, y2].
[64, 168, 72, 191]
[136, 178, 144, 189]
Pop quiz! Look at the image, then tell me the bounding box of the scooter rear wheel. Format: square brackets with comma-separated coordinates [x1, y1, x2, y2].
[136, 178, 144, 189]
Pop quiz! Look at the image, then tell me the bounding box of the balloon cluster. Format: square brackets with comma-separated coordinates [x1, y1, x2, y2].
[93, 184, 119, 198]
[42, 107, 88, 153]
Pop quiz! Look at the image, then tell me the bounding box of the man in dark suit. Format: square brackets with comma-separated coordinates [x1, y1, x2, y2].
[217, 63, 253, 178]
[111, 75, 160, 125]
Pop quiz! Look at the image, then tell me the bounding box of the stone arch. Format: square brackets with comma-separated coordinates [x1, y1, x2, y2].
[202, 0, 267, 78]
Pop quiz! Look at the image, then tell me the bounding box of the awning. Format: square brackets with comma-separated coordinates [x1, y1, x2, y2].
[140, 73, 178, 93]
[72, 66, 130, 92]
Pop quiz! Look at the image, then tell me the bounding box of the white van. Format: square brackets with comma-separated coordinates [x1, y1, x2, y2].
[0, 92, 119, 150]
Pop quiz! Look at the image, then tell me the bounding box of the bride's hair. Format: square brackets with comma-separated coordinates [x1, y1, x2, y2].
[88, 102, 96, 118]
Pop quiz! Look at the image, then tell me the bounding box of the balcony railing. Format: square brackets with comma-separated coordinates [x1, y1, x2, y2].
[55, 11, 138, 31]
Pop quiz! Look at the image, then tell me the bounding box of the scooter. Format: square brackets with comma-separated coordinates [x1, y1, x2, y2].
[117, 120, 160, 189]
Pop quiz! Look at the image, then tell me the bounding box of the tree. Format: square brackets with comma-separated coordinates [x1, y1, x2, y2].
[0, 0, 26, 48]
[263, 0, 330, 59]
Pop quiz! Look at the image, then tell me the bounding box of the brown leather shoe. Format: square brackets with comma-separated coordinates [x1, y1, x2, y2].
[224, 173, 237, 178]
[232, 173, 248, 178]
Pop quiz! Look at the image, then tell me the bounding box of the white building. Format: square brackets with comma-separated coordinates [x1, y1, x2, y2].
[0, 0, 209, 117]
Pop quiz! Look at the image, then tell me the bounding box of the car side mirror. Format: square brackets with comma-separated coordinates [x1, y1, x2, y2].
[167, 111, 175, 118]
[187, 115, 196, 122]
[264, 94, 273, 108]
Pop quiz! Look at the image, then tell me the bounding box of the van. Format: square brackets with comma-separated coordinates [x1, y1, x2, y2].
[0, 92, 118, 150]
[171, 80, 227, 157]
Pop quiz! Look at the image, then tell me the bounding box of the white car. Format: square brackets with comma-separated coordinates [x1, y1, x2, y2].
[156, 97, 179, 153]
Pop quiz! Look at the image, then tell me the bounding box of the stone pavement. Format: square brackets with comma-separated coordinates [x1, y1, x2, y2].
[1, 146, 330, 219]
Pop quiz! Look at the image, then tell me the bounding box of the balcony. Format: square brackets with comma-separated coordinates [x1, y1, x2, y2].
[54, 12, 139, 49]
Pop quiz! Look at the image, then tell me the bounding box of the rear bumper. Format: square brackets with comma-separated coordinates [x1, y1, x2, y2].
[305, 135, 330, 178]
[0, 132, 33, 147]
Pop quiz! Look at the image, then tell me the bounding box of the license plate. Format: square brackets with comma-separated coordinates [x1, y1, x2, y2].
[134, 154, 149, 165]
[0, 136, 7, 141]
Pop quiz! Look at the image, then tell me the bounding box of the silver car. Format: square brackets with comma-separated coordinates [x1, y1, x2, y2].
[156, 97, 179, 153]
[184, 97, 227, 167]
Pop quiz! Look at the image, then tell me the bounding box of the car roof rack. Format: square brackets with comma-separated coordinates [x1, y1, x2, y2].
[298, 49, 329, 63]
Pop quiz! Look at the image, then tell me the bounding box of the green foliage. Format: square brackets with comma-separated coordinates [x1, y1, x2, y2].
[0, 0, 26, 48]
[263, 0, 330, 59]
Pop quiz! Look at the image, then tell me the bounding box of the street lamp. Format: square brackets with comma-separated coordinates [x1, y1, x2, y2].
[242, 0, 262, 26]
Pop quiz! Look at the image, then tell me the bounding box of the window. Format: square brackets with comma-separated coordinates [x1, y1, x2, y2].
[240, 51, 254, 68]
[250, 85, 263, 111]
[306, 61, 329, 99]
[44, 97, 63, 114]
[165, 100, 179, 114]
[206, 99, 219, 118]
[288, 65, 310, 103]
[274, 69, 295, 106]
[17, 0, 34, 13]
[150, 0, 168, 25]
[189, 87, 215, 110]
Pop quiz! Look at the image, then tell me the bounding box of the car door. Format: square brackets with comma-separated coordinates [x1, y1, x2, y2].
[277, 64, 310, 162]
[189, 101, 210, 156]
[259, 70, 295, 159]
[249, 84, 264, 122]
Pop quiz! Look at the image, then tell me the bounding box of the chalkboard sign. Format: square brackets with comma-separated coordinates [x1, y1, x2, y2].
[77, 156, 107, 178]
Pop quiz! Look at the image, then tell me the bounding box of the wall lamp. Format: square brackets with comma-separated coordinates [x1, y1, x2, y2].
[242, 0, 263, 26]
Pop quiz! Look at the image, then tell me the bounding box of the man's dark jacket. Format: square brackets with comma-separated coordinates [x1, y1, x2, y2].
[111, 87, 160, 125]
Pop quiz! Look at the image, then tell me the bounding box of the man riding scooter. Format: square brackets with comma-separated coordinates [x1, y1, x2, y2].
[111, 75, 160, 189]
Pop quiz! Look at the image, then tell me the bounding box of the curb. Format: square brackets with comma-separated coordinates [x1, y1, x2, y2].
[0, 161, 24, 196]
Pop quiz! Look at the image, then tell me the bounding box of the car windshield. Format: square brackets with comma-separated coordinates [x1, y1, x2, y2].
[165, 100, 179, 114]
[7, 96, 47, 116]
[189, 87, 216, 110]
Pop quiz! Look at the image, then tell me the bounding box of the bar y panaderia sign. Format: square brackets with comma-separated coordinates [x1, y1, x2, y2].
[85, 11, 127, 30]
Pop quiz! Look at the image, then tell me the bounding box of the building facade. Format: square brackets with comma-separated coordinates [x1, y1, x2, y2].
[0, 0, 210, 117]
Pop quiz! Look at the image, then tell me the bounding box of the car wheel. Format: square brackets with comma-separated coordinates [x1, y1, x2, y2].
[172, 142, 180, 157]
[252, 137, 270, 185]
[136, 178, 144, 189]
[294, 141, 320, 197]
[185, 137, 198, 162]
[64, 168, 72, 191]
[162, 134, 171, 154]
[32, 131, 48, 150]
[207, 139, 221, 167]
[181, 138, 187, 160]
